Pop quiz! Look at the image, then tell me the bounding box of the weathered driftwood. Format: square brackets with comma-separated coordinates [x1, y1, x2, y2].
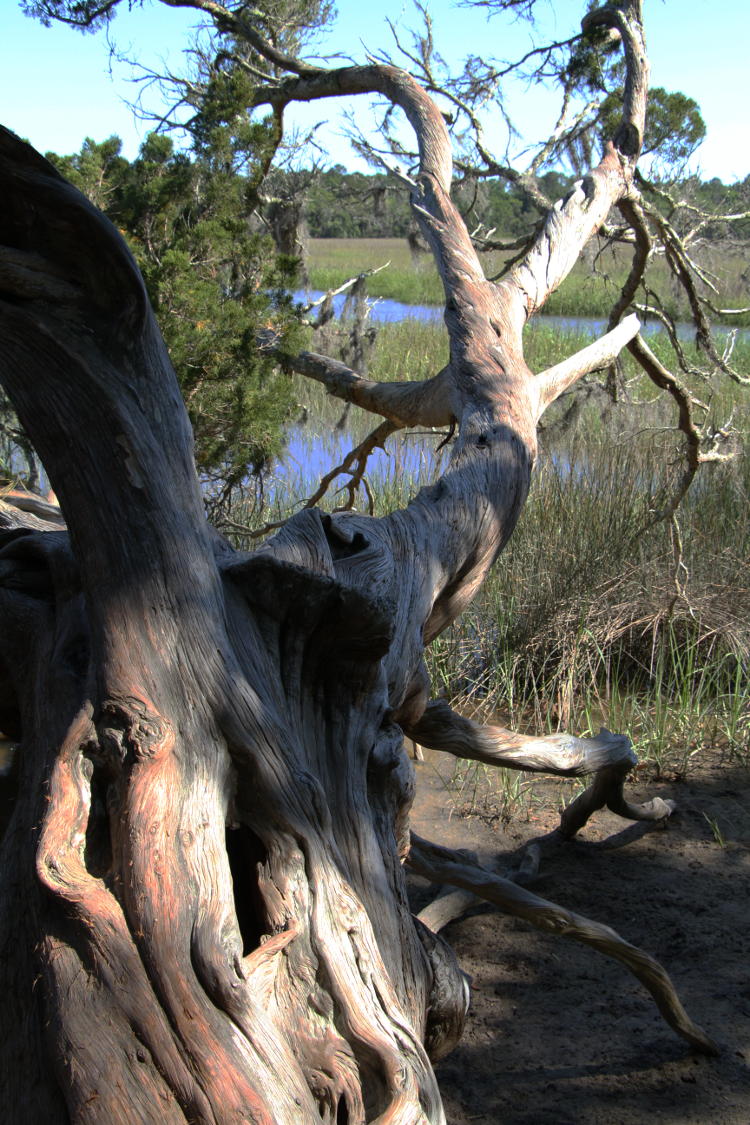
[0, 487, 62, 524]
[560, 764, 676, 838]
[408, 836, 718, 1057]
[416, 888, 480, 934]
[0, 3, 713, 1121]
[405, 698, 674, 838]
[407, 699, 636, 776]
[415, 842, 541, 935]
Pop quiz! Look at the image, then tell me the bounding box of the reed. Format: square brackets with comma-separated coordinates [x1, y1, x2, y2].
[426, 437, 750, 785]
[308, 237, 750, 327]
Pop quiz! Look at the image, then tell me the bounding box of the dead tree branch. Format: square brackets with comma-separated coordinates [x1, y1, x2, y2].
[408, 834, 718, 1057]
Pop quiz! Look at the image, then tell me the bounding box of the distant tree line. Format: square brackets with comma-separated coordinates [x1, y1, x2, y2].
[304, 166, 576, 240]
[303, 164, 750, 242]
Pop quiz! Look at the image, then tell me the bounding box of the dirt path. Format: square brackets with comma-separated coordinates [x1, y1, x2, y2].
[410, 750, 750, 1124]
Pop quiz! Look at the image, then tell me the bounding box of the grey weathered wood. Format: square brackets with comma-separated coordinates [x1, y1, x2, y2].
[405, 699, 673, 837]
[408, 835, 718, 1057]
[407, 699, 637, 776]
[0, 5, 708, 1120]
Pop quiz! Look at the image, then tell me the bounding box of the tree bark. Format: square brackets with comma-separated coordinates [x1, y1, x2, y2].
[0, 127, 453, 1125]
[0, 5, 708, 1119]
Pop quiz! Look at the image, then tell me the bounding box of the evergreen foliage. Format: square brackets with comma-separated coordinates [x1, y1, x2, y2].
[301, 167, 564, 240]
[301, 166, 749, 242]
[47, 129, 302, 495]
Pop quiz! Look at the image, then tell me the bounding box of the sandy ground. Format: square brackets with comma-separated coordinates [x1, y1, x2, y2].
[409, 749, 750, 1124]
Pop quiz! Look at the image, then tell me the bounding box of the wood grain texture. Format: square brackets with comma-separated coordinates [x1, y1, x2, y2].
[0, 5, 689, 1120]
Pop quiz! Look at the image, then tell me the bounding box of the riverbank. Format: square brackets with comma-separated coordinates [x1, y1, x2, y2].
[295, 287, 749, 343]
[307, 237, 750, 328]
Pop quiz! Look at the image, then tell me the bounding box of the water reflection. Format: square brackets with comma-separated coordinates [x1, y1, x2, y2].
[294, 290, 747, 341]
[263, 425, 449, 511]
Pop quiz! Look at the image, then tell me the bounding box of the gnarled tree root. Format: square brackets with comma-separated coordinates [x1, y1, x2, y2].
[415, 845, 541, 934]
[560, 762, 675, 838]
[408, 834, 718, 1057]
[405, 699, 674, 837]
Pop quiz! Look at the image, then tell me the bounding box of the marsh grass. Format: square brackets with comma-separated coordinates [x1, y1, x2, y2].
[446, 758, 537, 828]
[231, 315, 750, 812]
[426, 438, 750, 789]
[308, 237, 750, 327]
[308, 238, 441, 306]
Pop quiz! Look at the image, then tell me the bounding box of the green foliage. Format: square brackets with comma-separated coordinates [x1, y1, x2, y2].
[564, 17, 622, 93]
[600, 86, 705, 169]
[562, 18, 706, 175]
[302, 169, 561, 240]
[305, 168, 412, 238]
[21, 0, 124, 31]
[47, 131, 302, 492]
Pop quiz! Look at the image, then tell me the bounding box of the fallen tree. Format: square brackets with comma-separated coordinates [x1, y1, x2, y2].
[0, 1, 724, 1121]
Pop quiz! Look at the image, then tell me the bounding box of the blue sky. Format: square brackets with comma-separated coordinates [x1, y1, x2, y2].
[1, 0, 747, 181]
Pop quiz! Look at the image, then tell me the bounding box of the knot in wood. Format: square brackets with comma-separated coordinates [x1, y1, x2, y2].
[98, 698, 174, 766]
[615, 122, 641, 158]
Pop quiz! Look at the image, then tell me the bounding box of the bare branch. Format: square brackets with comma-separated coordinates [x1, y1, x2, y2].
[405, 698, 636, 774]
[0, 486, 63, 526]
[302, 419, 399, 514]
[526, 87, 601, 176]
[582, 0, 648, 157]
[626, 334, 703, 524]
[636, 197, 746, 382]
[296, 262, 392, 330]
[230, 420, 401, 542]
[535, 313, 641, 416]
[408, 834, 718, 1056]
[608, 196, 651, 328]
[270, 344, 457, 428]
[157, 0, 327, 77]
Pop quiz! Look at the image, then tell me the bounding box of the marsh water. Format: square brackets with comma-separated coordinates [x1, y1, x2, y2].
[273, 292, 740, 513]
[295, 289, 747, 340]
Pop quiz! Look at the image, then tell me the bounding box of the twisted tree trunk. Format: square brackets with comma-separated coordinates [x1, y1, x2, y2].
[0, 4, 713, 1121]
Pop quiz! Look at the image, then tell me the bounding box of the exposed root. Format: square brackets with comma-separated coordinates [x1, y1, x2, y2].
[408, 834, 719, 1057]
[405, 699, 636, 777]
[560, 762, 675, 839]
[416, 844, 540, 933]
[406, 699, 675, 839]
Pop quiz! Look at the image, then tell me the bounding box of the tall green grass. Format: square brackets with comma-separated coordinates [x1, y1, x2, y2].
[308, 238, 441, 306]
[232, 316, 750, 790]
[425, 433, 750, 782]
[308, 237, 750, 327]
